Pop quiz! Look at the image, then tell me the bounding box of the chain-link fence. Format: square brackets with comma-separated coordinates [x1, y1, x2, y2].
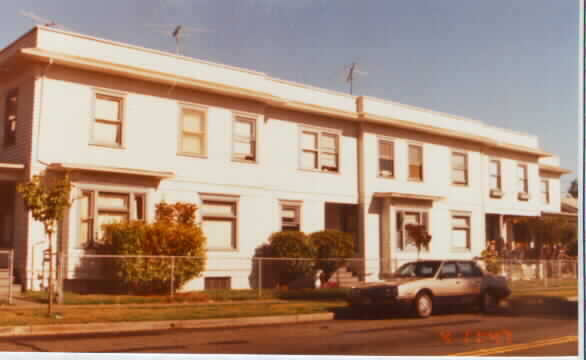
[0, 249, 14, 304]
[28, 254, 579, 298]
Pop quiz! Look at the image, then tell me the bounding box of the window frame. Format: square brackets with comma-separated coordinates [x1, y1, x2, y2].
[299, 126, 341, 174]
[540, 178, 550, 204]
[3, 89, 17, 147]
[90, 89, 126, 148]
[517, 163, 529, 196]
[451, 212, 471, 251]
[489, 159, 502, 191]
[177, 103, 208, 157]
[377, 138, 395, 178]
[232, 112, 258, 163]
[451, 151, 468, 186]
[200, 193, 240, 251]
[395, 209, 429, 251]
[407, 143, 424, 182]
[279, 200, 302, 232]
[76, 188, 147, 249]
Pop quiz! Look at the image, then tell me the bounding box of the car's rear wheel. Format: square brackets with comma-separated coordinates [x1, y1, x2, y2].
[414, 292, 433, 318]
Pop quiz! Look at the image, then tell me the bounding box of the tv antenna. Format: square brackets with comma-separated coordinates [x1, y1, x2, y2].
[147, 24, 212, 55]
[344, 62, 367, 95]
[20, 10, 70, 30]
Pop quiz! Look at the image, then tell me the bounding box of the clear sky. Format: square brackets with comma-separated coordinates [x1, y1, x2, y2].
[1, 0, 579, 191]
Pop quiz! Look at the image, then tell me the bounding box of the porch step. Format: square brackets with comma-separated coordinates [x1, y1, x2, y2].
[332, 267, 361, 288]
[0, 269, 21, 298]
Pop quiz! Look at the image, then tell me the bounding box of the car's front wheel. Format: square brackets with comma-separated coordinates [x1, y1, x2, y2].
[414, 292, 433, 318]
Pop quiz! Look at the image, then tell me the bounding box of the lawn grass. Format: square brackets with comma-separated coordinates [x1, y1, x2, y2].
[0, 300, 345, 327]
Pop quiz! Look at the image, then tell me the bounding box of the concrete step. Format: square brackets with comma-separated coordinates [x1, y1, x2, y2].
[0, 287, 21, 296]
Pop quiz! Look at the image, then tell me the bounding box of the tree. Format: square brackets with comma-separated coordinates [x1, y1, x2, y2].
[568, 178, 578, 199]
[16, 171, 72, 315]
[309, 230, 355, 284]
[405, 224, 432, 259]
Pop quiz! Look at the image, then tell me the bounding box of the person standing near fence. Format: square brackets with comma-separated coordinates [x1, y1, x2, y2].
[541, 243, 552, 278]
[481, 240, 499, 274]
[512, 242, 526, 280]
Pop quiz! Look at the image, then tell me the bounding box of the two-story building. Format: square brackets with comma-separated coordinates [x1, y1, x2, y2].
[0, 27, 571, 291]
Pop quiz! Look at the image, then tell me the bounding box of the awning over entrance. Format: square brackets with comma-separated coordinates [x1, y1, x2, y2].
[47, 163, 175, 179]
[0, 163, 25, 182]
[373, 192, 444, 201]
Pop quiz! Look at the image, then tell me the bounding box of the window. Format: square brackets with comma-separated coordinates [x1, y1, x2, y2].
[396, 210, 428, 251]
[3, 90, 17, 146]
[77, 190, 145, 248]
[489, 160, 501, 190]
[439, 262, 458, 278]
[201, 196, 238, 250]
[280, 202, 301, 231]
[408, 144, 423, 181]
[92, 94, 123, 146]
[451, 214, 471, 250]
[540, 179, 550, 204]
[378, 139, 394, 177]
[179, 107, 206, 156]
[233, 116, 256, 161]
[457, 261, 483, 277]
[300, 129, 339, 172]
[517, 164, 528, 193]
[451, 152, 468, 185]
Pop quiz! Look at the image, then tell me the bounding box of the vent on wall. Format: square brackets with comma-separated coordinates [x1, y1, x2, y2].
[204, 277, 231, 290]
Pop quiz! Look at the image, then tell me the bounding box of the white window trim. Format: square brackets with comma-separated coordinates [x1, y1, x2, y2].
[279, 199, 303, 231]
[395, 208, 430, 252]
[89, 88, 127, 149]
[377, 137, 395, 178]
[177, 102, 208, 158]
[450, 211, 472, 252]
[3, 88, 18, 147]
[200, 193, 240, 252]
[489, 158, 502, 191]
[231, 110, 260, 163]
[298, 125, 342, 174]
[451, 150, 469, 186]
[517, 162, 529, 199]
[540, 179, 550, 204]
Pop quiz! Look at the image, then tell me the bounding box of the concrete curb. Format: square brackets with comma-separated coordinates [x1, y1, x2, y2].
[0, 312, 334, 338]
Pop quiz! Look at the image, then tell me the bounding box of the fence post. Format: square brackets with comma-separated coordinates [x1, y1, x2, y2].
[8, 250, 13, 305]
[258, 258, 262, 298]
[170, 256, 175, 300]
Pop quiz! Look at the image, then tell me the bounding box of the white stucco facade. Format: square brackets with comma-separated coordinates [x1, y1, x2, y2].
[0, 27, 571, 291]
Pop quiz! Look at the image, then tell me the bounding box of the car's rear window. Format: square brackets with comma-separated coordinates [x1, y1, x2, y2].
[394, 261, 441, 278]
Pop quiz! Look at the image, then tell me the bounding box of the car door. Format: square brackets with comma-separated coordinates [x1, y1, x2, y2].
[434, 261, 461, 305]
[456, 261, 483, 304]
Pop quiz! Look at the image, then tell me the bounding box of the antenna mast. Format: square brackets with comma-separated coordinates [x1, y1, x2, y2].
[345, 62, 366, 95]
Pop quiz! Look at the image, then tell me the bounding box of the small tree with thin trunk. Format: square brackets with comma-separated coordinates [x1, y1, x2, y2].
[17, 171, 71, 315]
[405, 224, 432, 259]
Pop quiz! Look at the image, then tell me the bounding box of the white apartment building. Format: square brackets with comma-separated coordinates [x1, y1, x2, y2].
[0, 27, 571, 291]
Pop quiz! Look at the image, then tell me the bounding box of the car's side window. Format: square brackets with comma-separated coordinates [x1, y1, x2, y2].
[457, 262, 483, 277]
[439, 262, 458, 278]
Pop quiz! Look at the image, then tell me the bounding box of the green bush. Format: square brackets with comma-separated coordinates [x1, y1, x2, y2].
[310, 230, 355, 283]
[100, 202, 206, 294]
[276, 288, 349, 300]
[267, 231, 316, 286]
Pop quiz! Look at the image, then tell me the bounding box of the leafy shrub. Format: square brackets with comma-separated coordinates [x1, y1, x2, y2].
[100, 202, 206, 294]
[267, 231, 316, 286]
[309, 230, 355, 283]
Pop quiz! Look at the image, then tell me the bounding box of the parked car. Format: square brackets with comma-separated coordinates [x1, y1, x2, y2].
[347, 259, 511, 318]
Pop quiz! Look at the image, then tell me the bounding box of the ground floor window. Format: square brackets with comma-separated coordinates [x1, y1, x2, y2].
[201, 194, 239, 251]
[451, 213, 471, 250]
[396, 210, 429, 251]
[280, 201, 301, 231]
[78, 190, 146, 248]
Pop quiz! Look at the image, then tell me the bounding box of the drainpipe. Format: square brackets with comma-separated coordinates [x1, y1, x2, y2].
[355, 97, 367, 280]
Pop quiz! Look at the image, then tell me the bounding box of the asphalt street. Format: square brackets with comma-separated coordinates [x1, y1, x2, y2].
[0, 308, 578, 356]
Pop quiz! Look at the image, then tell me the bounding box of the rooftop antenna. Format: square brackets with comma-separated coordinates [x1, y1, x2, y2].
[147, 24, 212, 55]
[20, 10, 70, 30]
[345, 62, 367, 95]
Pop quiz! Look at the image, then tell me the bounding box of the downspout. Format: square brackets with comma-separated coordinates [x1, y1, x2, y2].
[356, 97, 367, 280]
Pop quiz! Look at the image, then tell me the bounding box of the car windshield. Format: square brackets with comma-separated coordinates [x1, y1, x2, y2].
[392, 261, 442, 278]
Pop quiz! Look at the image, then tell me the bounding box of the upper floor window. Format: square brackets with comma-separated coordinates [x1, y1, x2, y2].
[3, 90, 17, 146]
[280, 201, 301, 231]
[451, 152, 468, 185]
[540, 179, 550, 204]
[517, 164, 528, 193]
[489, 160, 501, 190]
[233, 115, 256, 162]
[78, 190, 145, 249]
[300, 129, 339, 172]
[408, 144, 423, 181]
[378, 139, 394, 178]
[179, 106, 206, 156]
[92, 94, 123, 146]
[201, 195, 238, 251]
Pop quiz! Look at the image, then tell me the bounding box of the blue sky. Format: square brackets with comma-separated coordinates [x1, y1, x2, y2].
[1, 0, 579, 191]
